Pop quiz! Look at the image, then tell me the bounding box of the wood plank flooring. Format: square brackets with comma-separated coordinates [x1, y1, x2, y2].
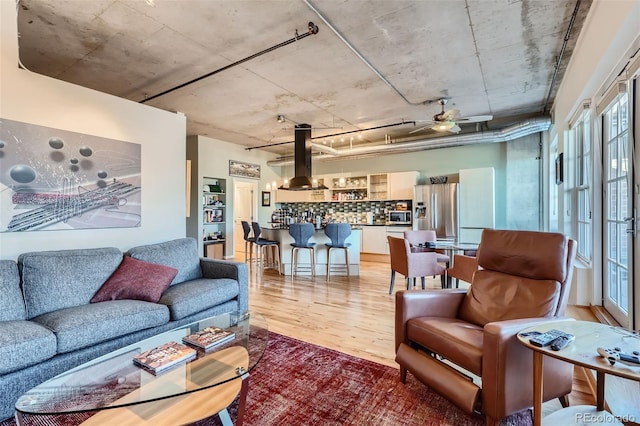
[239, 254, 597, 413]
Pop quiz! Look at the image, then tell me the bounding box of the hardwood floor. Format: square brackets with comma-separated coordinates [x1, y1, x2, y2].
[241, 255, 597, 413]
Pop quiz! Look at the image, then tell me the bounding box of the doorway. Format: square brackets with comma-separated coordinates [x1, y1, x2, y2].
[233, 180, 258, 260]
[601, 87, 635, 329]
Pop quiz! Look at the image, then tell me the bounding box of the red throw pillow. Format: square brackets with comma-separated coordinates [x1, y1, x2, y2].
[90, 256, 177, 303]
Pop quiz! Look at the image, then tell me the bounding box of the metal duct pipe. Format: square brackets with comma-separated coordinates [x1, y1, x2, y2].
[267, 117, 550, 166]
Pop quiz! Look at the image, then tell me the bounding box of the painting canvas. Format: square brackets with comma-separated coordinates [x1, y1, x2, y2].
[229, 160, 260, 179]
[0, 118, 141, 232]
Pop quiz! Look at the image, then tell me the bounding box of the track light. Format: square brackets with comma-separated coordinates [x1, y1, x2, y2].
[277, 115, 286, 123]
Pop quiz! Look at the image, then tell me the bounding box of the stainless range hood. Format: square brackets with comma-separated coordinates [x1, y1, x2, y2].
[279, 124, 328, 191]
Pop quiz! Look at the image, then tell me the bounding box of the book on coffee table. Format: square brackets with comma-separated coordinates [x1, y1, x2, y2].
[182, 327, 236, 350]
[133, 341, 196, 374]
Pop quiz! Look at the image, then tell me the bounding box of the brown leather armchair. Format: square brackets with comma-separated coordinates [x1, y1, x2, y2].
[395, 229, 576, 425]
[388, 236, 446, 294]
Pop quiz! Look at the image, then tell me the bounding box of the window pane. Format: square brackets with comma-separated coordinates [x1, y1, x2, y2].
[620, 268, 628, 314]
[608, 262, 618, 301]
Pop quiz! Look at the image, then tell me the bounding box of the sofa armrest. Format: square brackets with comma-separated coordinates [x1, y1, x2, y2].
[199, 258, 249, 313]
[395, 289, 467, 351]
[482, 317, 575, 421]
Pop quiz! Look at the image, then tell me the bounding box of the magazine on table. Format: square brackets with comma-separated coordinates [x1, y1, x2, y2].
[182, 326, 236, 350]
[132, 341, 196, 374]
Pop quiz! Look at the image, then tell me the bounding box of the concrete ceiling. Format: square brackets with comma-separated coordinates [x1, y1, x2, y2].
[15, 0, 592, 158]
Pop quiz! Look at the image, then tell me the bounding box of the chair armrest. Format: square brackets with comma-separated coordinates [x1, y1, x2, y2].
[395, 289, 467, 351]
[446, 254, 478, 282]
[199, 258, 249, 313]
[481, 317, 575, 420]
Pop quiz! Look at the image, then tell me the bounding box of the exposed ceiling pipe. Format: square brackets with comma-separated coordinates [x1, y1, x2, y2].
[543, 0, 582, 113]
[267, 117, 551, 166]
[140, 21, 319, 103]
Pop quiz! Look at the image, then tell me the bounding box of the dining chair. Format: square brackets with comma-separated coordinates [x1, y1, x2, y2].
[403, 230, 450, 267]
[446, 252, 479, 288]
[387, 236, 445, 294]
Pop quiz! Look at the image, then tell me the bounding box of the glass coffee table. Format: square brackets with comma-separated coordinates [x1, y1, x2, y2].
[15, 311, 268, 426]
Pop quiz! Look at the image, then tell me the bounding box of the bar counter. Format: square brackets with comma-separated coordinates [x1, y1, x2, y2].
[260, 225, 360, 276]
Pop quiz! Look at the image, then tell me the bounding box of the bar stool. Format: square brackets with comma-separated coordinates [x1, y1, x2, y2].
[241, 221, 256, 263]
[251, 222, 281, 273]
[289, 223, 316, 276]
[324, 223, 351, 277]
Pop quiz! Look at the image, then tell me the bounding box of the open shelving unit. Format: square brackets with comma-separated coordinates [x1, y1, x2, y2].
[201, 177, 226, 259]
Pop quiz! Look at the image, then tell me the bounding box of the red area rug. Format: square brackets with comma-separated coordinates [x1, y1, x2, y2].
[3, 332, 531, 425]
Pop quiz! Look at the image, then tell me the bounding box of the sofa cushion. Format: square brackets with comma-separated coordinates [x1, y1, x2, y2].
[127, 238, 203, 285]
[90, 256, 178, 303]
[0, 320, 57, 375]
[32, 300, 169, 353]
[18, 247, 123, 319]
[0, 260, 26, 321]
[159, 278, 239, 320]
[458, 269, 561, 327]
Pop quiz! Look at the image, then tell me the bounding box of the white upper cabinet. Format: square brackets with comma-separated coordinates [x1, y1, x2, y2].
[388, 171, 418, 200]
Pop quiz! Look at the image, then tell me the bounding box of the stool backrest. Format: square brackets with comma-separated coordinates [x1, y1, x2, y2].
[324, 223, 351, 246]
[242, 221, 252, 240]
[251, 222, 262, 240]
[289, 223, 315, 246]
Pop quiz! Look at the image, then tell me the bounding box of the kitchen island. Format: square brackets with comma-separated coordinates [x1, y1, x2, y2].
[261, 225, 361, 276]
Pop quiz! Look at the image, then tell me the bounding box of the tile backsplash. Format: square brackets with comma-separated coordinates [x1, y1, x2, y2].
[277, 200, 412, 224]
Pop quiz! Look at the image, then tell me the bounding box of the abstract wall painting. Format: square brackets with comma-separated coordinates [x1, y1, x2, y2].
[0, 118, 141, 232]
[229, 160, 260, 179]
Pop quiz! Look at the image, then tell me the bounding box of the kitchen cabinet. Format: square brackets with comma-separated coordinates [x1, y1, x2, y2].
[388, 171, 418, 200]
[367, 171, 417, 200]
[361, 226, 388, 254]
[361, 225, 412, 254]
[275, 189, 310, 203]
[368, 174, 388, 200]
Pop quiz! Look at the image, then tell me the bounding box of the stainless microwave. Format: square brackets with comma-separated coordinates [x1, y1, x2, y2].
[387, 210, 411, 224]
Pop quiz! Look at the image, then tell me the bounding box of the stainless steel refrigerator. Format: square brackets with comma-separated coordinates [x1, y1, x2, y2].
[413, 183, 459, 239]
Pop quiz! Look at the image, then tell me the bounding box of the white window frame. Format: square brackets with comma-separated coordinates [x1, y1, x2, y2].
[573, 107, 592, 262]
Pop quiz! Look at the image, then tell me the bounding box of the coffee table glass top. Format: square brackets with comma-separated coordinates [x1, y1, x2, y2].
[15, 311, 268, 415]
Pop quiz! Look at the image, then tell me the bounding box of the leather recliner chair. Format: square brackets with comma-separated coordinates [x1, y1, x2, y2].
[395, 229, 577, 426]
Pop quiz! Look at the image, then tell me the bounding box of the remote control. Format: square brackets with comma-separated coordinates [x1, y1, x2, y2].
[597, 347, 640, 366]
[529, 329, 565, 347]
[550, 334, 575, 350]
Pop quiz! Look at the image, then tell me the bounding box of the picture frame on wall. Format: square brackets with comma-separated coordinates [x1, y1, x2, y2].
[262, 191, 271, 207]
[229, 160, 260, 179]
[555, 153, 564, 185]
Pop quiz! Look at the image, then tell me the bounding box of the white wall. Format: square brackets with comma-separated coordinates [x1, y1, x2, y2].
[188, 135, 281, 255]
[0, 0, 187, 260]
[549, 0, 640, 306]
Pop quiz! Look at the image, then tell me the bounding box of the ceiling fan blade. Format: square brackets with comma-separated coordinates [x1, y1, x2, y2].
[449, 124, 462, 133]
[455, 114, 493, 123]
[441, 108, 460, 121]
[409, 125, 431, 134]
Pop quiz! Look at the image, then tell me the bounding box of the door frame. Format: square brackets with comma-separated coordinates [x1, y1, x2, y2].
[233, 179, 258, 256]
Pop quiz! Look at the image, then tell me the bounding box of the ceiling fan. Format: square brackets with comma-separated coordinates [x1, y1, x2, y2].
[410, 98, 493, 134]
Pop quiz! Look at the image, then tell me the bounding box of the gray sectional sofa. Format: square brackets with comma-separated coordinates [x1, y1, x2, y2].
[0, 237, 248, 421]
